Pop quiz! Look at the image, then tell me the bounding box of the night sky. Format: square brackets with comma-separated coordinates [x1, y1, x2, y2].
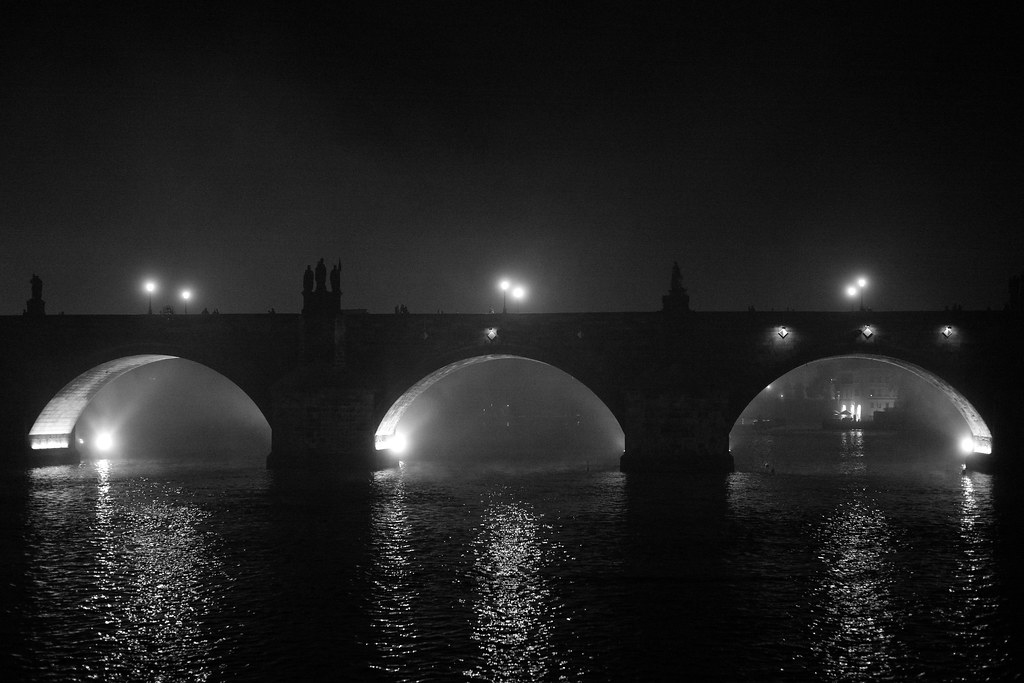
[2, 2, 1021, 316]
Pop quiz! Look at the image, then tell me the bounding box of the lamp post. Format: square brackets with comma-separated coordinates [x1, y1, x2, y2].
[181, 289, 191, 315]
[499, 280, 510, 314]
[144, 281, 157, 314]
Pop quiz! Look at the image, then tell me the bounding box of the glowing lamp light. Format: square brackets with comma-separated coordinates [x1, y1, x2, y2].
[388, 434, 408, 455]
[942, 325, 953, 338]
[777, 325, 789, 339]
[486, 327, 498, 341]
[846, 285, 858, 298]
[95, 431, 114, 452]
[959, 435, 975, 455]
[144, 280, 158, 314]
[861, 325, 874, 339]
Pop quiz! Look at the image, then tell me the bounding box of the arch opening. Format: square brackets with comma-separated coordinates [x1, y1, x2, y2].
[730, 354, 992, 464]
[30, 355, 178, 450]
[374, 354, 624, 469]
[29, 355, 271, 459]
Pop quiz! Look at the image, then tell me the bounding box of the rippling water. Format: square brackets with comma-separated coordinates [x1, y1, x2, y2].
[2, 432, 1022, 681]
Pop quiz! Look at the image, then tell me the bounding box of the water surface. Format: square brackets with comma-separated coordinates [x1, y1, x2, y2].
[2, 433, 1022, 681]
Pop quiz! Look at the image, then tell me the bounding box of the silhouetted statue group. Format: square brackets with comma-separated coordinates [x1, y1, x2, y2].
[301, 258, 343, 316]
[303, 258, 342, 295]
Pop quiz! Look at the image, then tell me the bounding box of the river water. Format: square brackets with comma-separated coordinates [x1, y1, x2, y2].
[2, 432, 1022, 681]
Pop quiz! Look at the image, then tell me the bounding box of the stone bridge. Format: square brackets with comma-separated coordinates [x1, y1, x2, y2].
[1, 298, 1022, 474]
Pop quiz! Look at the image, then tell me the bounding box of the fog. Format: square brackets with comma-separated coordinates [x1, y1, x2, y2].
[390, 358, 625, 472]
[75, 359, 271, 463]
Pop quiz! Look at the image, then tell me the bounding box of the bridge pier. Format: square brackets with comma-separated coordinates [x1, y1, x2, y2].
[619, 390, 734, 474]
[266, 367, 388, 471]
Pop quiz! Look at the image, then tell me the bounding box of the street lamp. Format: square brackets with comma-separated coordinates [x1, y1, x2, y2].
[499, 280, 510, 314]
[180, 289, 192, 314]
[512, 286, 525, 313]
[144, 281, 157, 314]
[845, 278, 868, 311]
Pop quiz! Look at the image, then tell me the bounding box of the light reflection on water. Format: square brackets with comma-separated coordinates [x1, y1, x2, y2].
[810, 491, 899, 681]
[812, 430, 897, 679]
[25, 460, 223, 682]
[726, 430, 1012, 681]
[837, 430, 866, 476]
[465, 489, 571, 682]
[367, 463, 419, 674]
[947, 472, 1004, 672]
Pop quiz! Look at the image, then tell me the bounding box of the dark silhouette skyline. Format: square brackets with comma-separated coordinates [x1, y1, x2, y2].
[2, 2, 1020, 315]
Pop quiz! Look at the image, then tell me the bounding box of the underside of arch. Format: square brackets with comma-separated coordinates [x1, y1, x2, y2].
[789, 353, 992, 455]
[28, 355, 178, 449]
[374, 353, 620, 451]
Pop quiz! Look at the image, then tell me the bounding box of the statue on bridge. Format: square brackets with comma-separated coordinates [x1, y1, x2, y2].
[662, 261, 690, 314]
[25, 274, 45, 316]
[314, 258, 327, 292]
[670, 262, 683, 294]
[303, 265, 314, 294]
[330, 260, 341, 293]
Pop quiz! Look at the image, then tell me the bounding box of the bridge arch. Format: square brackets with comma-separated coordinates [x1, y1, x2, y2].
[28, 354, 271, 453]
[373, 353, 625, 456]
[731, 352, 992, 456]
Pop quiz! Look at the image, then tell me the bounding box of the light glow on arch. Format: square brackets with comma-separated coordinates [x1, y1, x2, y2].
[375, 355, 527, 450]
[28, 355, 178, 450]
[373, 354, 623, 452]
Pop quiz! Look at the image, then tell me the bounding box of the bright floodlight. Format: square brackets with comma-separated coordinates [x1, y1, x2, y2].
[500, 280, 510, 291]
[959, 435, 975, 455]
[857, 277, 867, 288]
[389, 433, 408, 455]
[512, 286, 525, 299]
[846, 285, 858, 297]
[145, 281, 157, 293]
[95, 431, 114, 452]
[181, 289, 191, 300]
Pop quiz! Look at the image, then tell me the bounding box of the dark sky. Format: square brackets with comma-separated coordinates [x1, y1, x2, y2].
[2, 2, 1021, 315]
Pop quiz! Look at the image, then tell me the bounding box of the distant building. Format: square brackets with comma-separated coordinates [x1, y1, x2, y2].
[831, 370, 899, 422]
